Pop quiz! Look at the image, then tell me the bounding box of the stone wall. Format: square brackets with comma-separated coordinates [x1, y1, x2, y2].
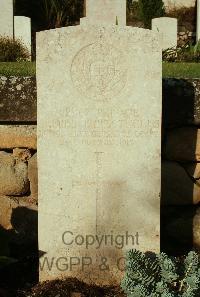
[1, 76, 200, 256]
[162, 78, 200, 255]
[0, 76, 36, 122]
[0, 76, 37, 260]
[0, 125, 37, 253]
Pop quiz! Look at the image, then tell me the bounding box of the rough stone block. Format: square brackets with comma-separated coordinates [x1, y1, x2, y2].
[0, 151, 29, 196]
[28, 153, 38, 200]
[0, 195, 38, 264]
[164, 127, 200, 161]
[0, 125, 37, 149]
[161, 206, 200, 255]
[163, 79, 200, 127]
[13, 148, 32, 162]
[161, 161, 200, 205]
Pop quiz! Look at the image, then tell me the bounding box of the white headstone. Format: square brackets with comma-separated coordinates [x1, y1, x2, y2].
[80, 0, 126, 26]
[152, 17, 177, 50]
[0, 0, 13, 38]
[14, 16, 31, 58]
[197, 0, 200, 43]
[37, 25, 161, 285]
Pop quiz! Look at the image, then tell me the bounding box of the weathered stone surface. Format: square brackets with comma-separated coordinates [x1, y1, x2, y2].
[0, 125, 37, 149]
[0, 151, 29, 196]
[37, 25, 161, 285]
[164, 127, 200, 161]
[152, 17, 177, 50]
[14, 16, 32, 58]
[163, 79, 200, 127]
[28, 153, 38, 200]
[161, 161, 200, 205]
[80, 0, 126, 26]
[0, 0, 13, 38]
[13, 148, 32, 162]
[161, 206, 200, 254]
[0, 76, 36, 122]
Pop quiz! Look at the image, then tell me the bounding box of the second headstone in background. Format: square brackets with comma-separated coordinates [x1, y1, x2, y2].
[14, 16, 32, 59]
[80, 0, 126, 25]
[0, 0, 13, 38]
[152, 17, 177, 50]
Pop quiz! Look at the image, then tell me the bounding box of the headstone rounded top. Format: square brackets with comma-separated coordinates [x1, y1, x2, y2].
[152, 17, 178, 23]
[15, 16, 31, 21]
[37, 25, 161, 44]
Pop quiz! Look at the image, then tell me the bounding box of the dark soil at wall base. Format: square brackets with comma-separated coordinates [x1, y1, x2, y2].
[16, 279, 125, 297]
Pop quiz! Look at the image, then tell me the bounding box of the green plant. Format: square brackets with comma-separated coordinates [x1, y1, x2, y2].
[0, 36, 30, 62]
[121, 250, 200, 296]
[138, 0, 165, 29]
[163, 42, 200, 63]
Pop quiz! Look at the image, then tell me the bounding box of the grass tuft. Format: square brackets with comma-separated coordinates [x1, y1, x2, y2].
[163, 62, 200, 78]
[0, 62, 200, 79]
[0, 62, 36, 76]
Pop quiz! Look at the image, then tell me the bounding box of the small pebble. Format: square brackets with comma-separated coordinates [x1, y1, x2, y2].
[71, 293, 82, 297]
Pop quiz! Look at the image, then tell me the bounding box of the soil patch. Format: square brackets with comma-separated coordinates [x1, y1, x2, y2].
[17, 278, 125, 297]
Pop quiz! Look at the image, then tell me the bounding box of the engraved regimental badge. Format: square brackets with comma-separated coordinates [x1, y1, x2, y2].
[71, 40, 127, 101]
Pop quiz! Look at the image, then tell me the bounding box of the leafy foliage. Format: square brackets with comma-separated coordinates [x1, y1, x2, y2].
[138, 0, 165, 29]
[162, 62, 200, 79]
[122, 250, 200, 297]
[0, 36, 30, 62]
[163, 42, 200, 63]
